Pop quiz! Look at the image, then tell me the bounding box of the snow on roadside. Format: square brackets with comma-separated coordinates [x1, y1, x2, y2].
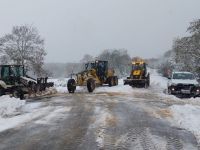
[149, 68, 168, 90]
[0, 106, 50, 132]
[0, 95, 25, 117]
[148, 69, 200, 144]
[0, 96, 46, 132]
[48, 78, 69, 93]
[0, 95, 71, 132]
[170, 104, 200, 144]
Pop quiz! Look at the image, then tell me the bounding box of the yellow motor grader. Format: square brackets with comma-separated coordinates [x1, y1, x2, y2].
[67, 60, 118, 93]
[124, 59, 150, 88]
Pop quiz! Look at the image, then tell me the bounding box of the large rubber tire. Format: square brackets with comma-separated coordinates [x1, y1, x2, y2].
[87, 78, 95, 93]
[67, 79, 76, 93]
[0, 88, 5, 96]
[19, 91, 25, 100]
[13, 89, 24, 100]
[108, 77, 114, 87]
[147, 74, 150, 87]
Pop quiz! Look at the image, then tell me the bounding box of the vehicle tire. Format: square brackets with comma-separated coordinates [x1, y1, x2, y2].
[0, 88, 5, 96]
[87, 78, 95, 93]
[67, 79, 76, 93]
[147, 73, 150, 87]
[108, 77, 114, 87]
[19, 91, 25, 100]
[13, 89, 24, 99]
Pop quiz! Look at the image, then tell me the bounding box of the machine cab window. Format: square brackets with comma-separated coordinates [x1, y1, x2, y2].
[10, 66, 24, 77]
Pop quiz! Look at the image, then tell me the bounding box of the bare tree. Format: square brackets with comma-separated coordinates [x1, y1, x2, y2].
[98, 49, 131, 76]
[0, 25, 46, 76]
[80, 54, 94, 63]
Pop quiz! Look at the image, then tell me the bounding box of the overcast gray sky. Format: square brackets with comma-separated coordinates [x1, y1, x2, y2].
[0, 0, 200, 63]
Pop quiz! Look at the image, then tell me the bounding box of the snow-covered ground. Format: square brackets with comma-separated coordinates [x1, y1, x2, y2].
[1, 69, 200, 144]
[0, 95, 71, 132]
[170, 104, 200, 144]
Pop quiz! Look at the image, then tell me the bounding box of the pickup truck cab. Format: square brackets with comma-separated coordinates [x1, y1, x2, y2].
[167, 72, 200, 97]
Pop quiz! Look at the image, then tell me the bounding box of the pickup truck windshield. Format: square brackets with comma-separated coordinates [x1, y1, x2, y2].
[173, 73, 195, 80]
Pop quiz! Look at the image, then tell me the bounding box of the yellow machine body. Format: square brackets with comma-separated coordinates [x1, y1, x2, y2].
[124, 59, 150, 88]
[67, 60, 118, 93]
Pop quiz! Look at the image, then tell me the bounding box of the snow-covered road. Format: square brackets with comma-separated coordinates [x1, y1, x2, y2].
[0, 69, 200, 149]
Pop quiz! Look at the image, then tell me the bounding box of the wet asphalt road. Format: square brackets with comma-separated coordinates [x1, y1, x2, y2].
[0, 91, 199, 150]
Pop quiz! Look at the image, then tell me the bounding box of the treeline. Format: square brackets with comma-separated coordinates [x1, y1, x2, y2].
[157, 19, 200, 77]
[45, 49, 132, 78]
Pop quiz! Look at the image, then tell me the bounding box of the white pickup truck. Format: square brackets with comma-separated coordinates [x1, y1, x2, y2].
[167, 72, 200, 97]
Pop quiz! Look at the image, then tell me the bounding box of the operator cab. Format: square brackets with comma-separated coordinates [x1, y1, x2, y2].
[131, 60, 147, 77]
[0, 65, 25, 84]
[85, 60, 108, 81]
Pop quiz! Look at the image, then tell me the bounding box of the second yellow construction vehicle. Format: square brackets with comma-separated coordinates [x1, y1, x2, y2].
[67, 60, 118, 93]
[124, 59, 150, 88]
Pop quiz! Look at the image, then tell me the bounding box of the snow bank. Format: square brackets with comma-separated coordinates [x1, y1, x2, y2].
[0, 96, 25, 117]
[170, 104, 200, 144]
[149, 68, 168, 90]
[0, 95, 26, 132]
[48, 78, 69, 93]
[0, 97, 71, 132]
[0, 105, 51, 132]
[48, 78, 68, 87]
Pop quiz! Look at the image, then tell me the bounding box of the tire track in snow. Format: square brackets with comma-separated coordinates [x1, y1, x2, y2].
[115, 127, 158, 150]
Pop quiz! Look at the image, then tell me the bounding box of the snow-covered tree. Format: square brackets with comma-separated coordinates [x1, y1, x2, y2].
[172, 19, 200, 75]
[157, 50, 176, 77]
[0, 25, 46, 76]
[98, 49, 131, 76]
[80, 54, 94, 63]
